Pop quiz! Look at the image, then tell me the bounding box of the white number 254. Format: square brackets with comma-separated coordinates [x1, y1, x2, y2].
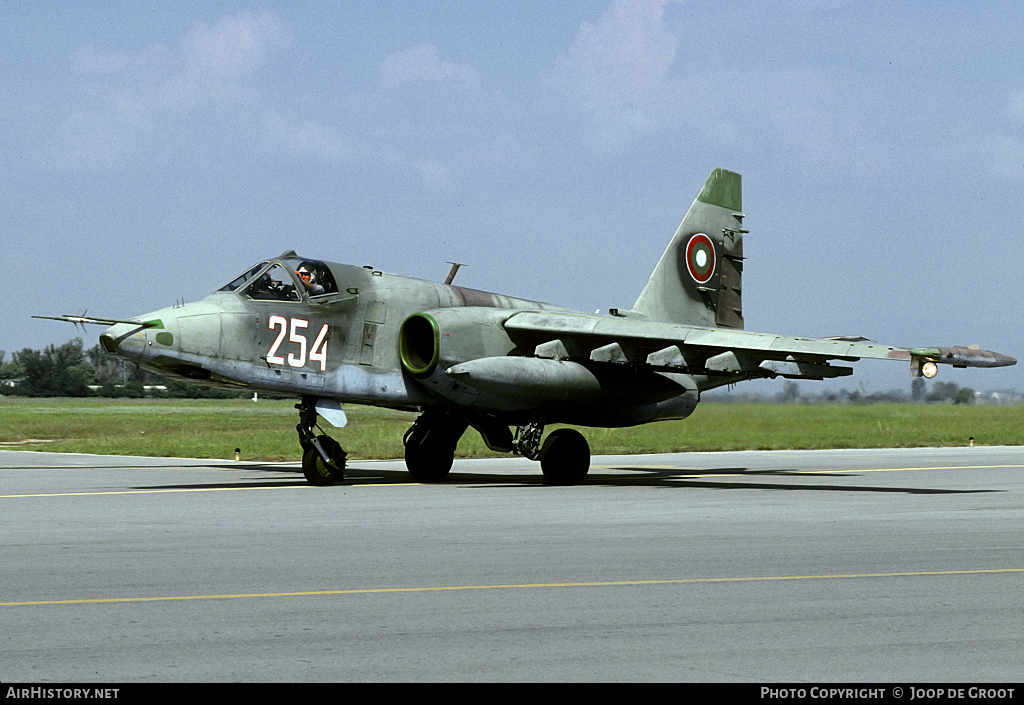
[267, 316, 329, 371]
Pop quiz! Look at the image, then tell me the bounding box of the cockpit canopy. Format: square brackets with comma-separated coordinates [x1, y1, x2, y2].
[218, 257, 339, 302]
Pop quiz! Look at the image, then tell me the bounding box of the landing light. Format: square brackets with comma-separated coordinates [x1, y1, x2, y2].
[922, 361, 938, 378]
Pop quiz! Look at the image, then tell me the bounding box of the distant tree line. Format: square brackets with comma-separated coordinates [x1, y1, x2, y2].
[773, 378, 978, 405]
[0, 338, 242, 399]
[911, 377, 977, 404]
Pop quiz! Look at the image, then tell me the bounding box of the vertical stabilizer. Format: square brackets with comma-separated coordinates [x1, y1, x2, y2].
[632, 168, 745, 328]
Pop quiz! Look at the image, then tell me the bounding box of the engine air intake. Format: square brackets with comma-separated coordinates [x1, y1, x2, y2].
[399, 313, 440, 378]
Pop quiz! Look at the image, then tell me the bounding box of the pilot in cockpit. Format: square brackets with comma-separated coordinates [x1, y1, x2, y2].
[296, 263, 325, 296]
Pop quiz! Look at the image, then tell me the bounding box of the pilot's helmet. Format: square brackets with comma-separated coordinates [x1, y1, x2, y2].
[297, 264, 318, 285]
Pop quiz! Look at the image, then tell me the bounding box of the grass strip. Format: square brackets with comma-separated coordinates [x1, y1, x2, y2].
[2, 397, 1022, 462]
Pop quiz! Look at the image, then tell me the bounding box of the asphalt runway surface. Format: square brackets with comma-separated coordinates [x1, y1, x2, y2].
[2, 446, 1023, 683]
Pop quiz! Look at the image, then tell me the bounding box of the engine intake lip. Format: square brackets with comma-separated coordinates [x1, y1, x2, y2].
[100, 333, 119, 354]
[399, 313, 440, 378]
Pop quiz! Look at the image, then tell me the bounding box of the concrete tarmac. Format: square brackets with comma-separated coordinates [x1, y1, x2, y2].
[2, 446, 1023, 682]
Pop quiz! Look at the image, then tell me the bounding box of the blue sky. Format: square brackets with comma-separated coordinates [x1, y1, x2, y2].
[3, 0, 1022, 394]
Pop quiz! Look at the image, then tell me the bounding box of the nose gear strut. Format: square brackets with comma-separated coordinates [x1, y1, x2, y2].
[296, 396, 346, 485]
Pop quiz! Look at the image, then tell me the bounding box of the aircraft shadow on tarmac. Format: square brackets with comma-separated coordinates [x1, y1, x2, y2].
[588, 466, 1002, 494]
[129, 463, 1002, 495]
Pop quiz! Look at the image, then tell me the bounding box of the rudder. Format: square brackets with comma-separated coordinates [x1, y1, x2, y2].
[632, 168, 745, 329]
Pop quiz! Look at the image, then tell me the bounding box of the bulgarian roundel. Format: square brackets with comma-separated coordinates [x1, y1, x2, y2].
[685, 233, 716, 284]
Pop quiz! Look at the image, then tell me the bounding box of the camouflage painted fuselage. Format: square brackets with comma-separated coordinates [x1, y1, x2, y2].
[98, 168, 1014, 435]
[102, 260, 702, 427]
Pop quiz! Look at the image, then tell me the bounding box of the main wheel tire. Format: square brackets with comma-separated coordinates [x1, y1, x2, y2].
[539, 429, 590, 485]
[405, 438, 455, 482]
[302, 435, 346, 486]
[403, 412, 467, 482]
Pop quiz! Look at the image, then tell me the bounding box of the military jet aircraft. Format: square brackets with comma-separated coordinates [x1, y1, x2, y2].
[37, 168, 1015, 485]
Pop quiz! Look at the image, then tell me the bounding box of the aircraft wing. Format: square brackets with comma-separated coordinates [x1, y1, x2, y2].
[502, 311, 1016, 381]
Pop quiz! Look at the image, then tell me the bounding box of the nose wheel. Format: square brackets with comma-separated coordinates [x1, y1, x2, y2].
[302, 435, 346, 486]
[297, 398, 346, 486]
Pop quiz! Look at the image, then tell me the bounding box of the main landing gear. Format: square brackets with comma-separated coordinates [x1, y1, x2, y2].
[512, 422, 591, 486]
[401, 413, 591, 485]
[403, 410, 467, 482]
[294, 401, 590, 487]
[296, 397, 347, 486]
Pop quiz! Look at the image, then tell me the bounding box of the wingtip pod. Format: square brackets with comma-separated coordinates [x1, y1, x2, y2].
[909, 346, 1016, 377]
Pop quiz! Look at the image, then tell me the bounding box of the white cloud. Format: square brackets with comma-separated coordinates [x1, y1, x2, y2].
[1008, 91, 1024, 122]
[182, 11, 293, 82]
[46, 11, 311, 170]
[982, 133, 1024, 181]
[552, 0, 684, 150]
[378, 42, 480, 91]
[413, 160, 452, 192]
[262, 110, 349, 162]
[965, 91, 1024, 182]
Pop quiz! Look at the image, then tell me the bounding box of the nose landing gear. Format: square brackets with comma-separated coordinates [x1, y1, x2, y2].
[297, 397, 347, 486]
